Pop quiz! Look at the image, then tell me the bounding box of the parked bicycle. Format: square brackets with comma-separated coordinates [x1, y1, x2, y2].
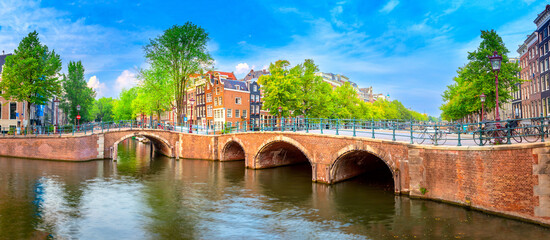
[416, 127, 447, 145]
[473, 120, 522, 146]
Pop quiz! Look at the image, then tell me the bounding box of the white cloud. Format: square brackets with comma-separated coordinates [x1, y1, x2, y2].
[115, 70, 137, 92]
[87, 75, 106, 98]
[235, 63, 250, 75]
[380, 0, 399, 14]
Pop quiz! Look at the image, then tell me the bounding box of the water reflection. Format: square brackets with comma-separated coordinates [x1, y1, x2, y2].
[0, 139, 549, 239]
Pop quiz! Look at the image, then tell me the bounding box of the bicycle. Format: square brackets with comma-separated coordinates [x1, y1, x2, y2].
[473, 121, 522, 146]
[416, 127, 447, 145]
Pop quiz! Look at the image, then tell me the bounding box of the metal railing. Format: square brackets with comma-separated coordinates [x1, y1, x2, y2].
[2, 117, 549, 146]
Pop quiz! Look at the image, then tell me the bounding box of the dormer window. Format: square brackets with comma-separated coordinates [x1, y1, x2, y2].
[236, 85, 240, 90]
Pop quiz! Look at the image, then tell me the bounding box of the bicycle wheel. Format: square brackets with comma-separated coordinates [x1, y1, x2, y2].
[523, 127, 541, 143]
[473, 131, 486, 146]
[488, 130, 505, 145]
[437, 131, 448, 145]
[511, 129, 523, 143]
[416, 130, 426, 144]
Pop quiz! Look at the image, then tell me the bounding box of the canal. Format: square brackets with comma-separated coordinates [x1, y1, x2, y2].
[1, 139, 549, 239]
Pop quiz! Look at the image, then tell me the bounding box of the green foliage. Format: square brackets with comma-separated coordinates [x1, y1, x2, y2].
[112, 88, 138, 120]
[420, 187, 428, 195]
[0, 31, 62, 125]
[60, 61, 96, 123]
[259, 59, 428, 121]
[440, 30, 522, 121]
[144, 22, 212, 124]
[258, 60, 299, 117]
[90, 97, 114, 122]
[136, 66, 174, 120]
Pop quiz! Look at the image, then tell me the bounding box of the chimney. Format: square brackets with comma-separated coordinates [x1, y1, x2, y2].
[2, 50, 4, 55]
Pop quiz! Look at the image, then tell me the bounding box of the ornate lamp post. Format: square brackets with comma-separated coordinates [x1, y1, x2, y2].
[76, 104, 81, 130]
[54, 98, 60, 132]
[488, 51, 503, 124]
[480, 93, 486, 122]
[189, 98, 195, 133]
[278, 106, 282, 129]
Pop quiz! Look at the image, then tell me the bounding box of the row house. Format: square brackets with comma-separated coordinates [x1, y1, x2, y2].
[536, 5, 550, 117]
[0, 53, 26, 131]
[243, 69, 270, 126]
[206, 75, 250, 129]
[513, 5, 550, 119]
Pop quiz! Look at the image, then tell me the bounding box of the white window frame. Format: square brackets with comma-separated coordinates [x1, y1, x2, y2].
[227, 109, 232, 118]
[235, 97, 242, 104]
[235, 110, 240, 118]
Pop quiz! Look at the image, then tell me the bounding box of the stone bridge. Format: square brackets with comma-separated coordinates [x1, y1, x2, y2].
[0, 129, 549, 226]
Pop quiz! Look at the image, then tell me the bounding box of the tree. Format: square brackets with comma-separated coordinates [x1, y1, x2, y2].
[112, 87, 138, 120]
[90, 97, 114, 122]
[0, 31, 62, 129]
[258, 60, 300, 117]
[440, 30, 522, 121]
[294, 59, 333, 118]
[144, 22, 212, 124]
[331, 82, 360, 119]
[60, 61, 96, 123]
[137, 66, 174, 120]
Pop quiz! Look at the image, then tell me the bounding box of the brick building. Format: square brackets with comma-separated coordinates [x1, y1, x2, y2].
[0, 53, 27, 132]
[536, 5, 550, 116]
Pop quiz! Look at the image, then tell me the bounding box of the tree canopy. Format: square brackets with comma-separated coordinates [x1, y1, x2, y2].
[60, 61, 96, 123]
[0, 31, 62, 126]
[440, 30, 522, 121]
[144, 22, 212, 124]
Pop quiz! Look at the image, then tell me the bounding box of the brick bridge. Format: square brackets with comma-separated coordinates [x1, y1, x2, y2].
[0, 129, 549, 226]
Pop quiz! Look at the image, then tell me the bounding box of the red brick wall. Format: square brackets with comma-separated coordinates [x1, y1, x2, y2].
[0, 135, 99, 161]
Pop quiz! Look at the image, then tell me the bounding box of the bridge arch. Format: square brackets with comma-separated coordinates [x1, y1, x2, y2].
[329, 144, 398, 192]
[221, 138, 246, 161]
[253, 136, 314, 169]
[111, 132, 174, 159]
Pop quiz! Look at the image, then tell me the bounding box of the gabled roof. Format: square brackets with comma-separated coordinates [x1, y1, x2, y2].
[222, 79, 249, 91]
[244, 69, 269, 81]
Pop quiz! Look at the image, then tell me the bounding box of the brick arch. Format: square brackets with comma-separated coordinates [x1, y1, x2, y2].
[329, 144, 398, 191]
[253, 136, 314, 168]
[110, 131, 174, 159]
[221, 137, 246, 161]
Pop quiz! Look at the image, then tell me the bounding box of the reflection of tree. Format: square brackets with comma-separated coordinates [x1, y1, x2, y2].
[116, 139, 165, 178]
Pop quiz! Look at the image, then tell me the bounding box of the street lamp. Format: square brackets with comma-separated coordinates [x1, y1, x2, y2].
[189, 98, 195, 133]
[76, 104, 81, 130]
[54, 98, 60, 133]
[278, 106, 282, 129]
[488, 51, 502, 124]
[480, 93, 486, 122]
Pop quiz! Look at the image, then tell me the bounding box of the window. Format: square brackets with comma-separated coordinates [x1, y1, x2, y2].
[227, 109, 232, 118]
[10, 102, 16, 119]
[235, 110, 240, 118]
[219, 97, 222, 104]
[256, 105, 260, 114]
[207, 93, 212, 102]
[235, 97, 241, 104]
[243, 110, 247, 118]
[256, 95, 260, 102]
[216, 87, 220, 95]
[214, 97, 218, 106]
[253, 85, 257, 91]
[236, 85, 240, 90]
[207, 106, 212, 117]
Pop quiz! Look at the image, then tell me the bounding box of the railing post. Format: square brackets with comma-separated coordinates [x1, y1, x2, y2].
[130, 120, 132, 130]
[410, 120, 413, 144]
[392, 122, 396, 141]
[306, 118, 309, 133]
[353, 118, 356, 137]
[457, 123, 462, 146]
[434, 124, 438, 146]
[320, 119, 323, 134]
[506, 121, 511, 144]
[336, 119, 339, 135]
[478, 122, 483, 146]
[371, 119, 375, 139]
[294, 117, 297, 132]
[72, 125, 75, 136]
[544, 115, 548, 143]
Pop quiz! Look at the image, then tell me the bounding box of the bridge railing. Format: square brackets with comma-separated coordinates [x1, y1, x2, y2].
[2, 117, 549, 146]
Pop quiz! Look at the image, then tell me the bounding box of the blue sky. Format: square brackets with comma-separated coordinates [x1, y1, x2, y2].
[0, 0, 546, 116]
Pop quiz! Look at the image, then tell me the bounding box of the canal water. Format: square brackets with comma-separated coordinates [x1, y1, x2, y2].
[1, 139, 549, 239]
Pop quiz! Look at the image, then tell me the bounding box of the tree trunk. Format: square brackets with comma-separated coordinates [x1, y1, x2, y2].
[26, 102, 31, 134]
